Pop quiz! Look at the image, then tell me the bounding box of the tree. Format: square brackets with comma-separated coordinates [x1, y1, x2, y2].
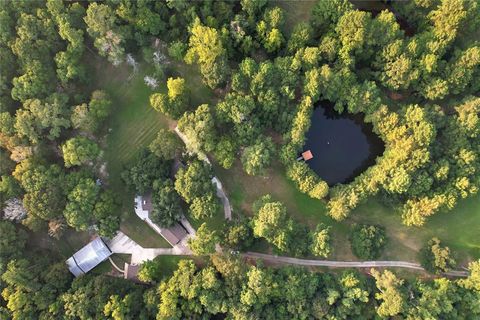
[62, 275, 146, 319]
[150, 179, 182, 227]
[213, 136, 237, 169]
[251, 195, 294, 252]
[62, 137, 100, 168]
[241, 137, 275, 176]
[84, 3, 125, 65]
[63, 178, 99, 231]
[174, 160, 215, 203]
[71, 90, 111, 134]
[177, 104, 217, 153]
[137, 256, 163, 283]
[240, 0, 268, 20]
[310, 0, 353, 35]
[14, 160, 66, 222]
[350, 224, 387, 260]
[11, 60, 56, 102]
[240, 265, 279, 307]
[256, 7, 285, 53]
[188, 223, 219, 255]
[185, 18, 229, 88]
[458, 260, 480, 291]
[287, 22, 312, 53]
[15, 93, 70, 144]
[93, 190, 120, 238]
[121, 149, 171, 194]
[420, 237, 456, 274]
[189, 193, 219, 220]
[150, 77, 190, 119]
[1, 254, 72, 319]
[223, 219, 253, 250]
[149, 129, 183, 160]
[0, 221, 27, 262]
[0, 176, 22, 203]
[310, 224, 332, 258]
[371, 269, 405, 317]
[286, 162, 329, 200]
[103, 291, 145, 320]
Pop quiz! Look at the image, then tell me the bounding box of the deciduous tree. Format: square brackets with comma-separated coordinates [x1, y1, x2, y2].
[188, 223, 219, 255]
[62, 136, 100, 168]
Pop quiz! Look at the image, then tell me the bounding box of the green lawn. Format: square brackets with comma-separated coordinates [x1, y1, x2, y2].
[92, 57, 172, 248]
[214, 157, 480, 263]
[350, 195, 480, 263]
[214, 159, 353, 259]
[27, 227, 91, 258]
[91, 51, 216, 248]
[272, 0, 317, 35]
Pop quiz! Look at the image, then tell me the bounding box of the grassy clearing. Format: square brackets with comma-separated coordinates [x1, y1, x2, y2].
[272, 0, 317, 35]
[214, 157, 480, 263]
[92, 57, 172, 248]
[92, 51, 216, 248]
[188, 204, 226, 233]
[27, 227, 92, 258]
[214, 159, 354, 259]
[351, 195, 480, 263]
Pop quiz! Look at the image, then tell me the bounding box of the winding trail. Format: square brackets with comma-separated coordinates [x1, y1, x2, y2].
[242, 252, 469, 277]
[174, 126, 232, 220]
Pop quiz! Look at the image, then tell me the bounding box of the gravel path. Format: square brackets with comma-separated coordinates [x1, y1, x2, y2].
[242, 252, 469, 277]
[175, 126, 233, 220]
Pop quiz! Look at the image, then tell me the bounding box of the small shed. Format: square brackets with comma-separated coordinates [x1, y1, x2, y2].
[66, 237, 112, 277]
[302, 150, 314, 161]
[161, 223, 188, 246]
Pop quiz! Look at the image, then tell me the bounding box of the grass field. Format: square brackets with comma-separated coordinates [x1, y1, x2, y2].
[93, 51, 216, 250]
[272, 0, 317, 35]
[92, 58, 172, 248]
[215, 157, 480, 263]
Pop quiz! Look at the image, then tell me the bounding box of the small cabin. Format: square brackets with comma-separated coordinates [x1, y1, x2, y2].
[302, 150, 314, 161]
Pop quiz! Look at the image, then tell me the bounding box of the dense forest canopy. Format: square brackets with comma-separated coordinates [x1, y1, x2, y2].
[0, 0, 479, 319]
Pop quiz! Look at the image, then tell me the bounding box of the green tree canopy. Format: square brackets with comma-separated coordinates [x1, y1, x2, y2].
[188, 223, 219, 255]
[62, 136, 100, 168]
[350, 224, 387, 260]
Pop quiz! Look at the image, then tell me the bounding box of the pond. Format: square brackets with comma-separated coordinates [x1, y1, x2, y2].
[302, 102, 385, 186]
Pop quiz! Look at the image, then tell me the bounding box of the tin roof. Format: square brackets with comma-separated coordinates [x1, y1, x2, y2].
[66, 237, 112, 276]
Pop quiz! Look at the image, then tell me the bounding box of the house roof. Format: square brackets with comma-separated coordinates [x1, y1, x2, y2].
[66, 237, 112, 277]
[161, 223, 188, 245]
[302, 150, 314, 161]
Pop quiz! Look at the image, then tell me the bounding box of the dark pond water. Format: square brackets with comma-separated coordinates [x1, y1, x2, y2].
[302, 102, 385, 186]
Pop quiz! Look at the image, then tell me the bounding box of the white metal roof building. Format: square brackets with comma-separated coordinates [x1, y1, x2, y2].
[66, 237, 112, 277]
